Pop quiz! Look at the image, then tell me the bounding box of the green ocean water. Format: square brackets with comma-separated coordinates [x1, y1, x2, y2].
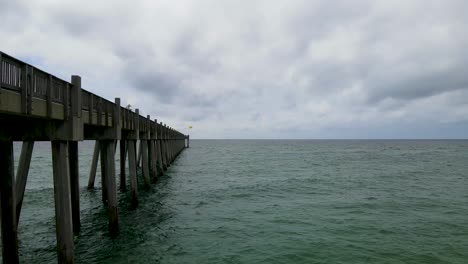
[1, 140, 468, 263]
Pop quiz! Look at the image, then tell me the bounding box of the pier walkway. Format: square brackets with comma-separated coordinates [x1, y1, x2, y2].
[0, 51, 189, 263]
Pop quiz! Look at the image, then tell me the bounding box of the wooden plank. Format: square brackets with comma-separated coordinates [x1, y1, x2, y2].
[127, 140, 138, 208]
[0, 140, 20, 264]
[68, 141, 80, 233]
[15, 141, 34, 225]
[119, 140, 127, 191]
[87, 141, 99, 189]
[100, 140, 119, 236]
[51, 141, 75, 263]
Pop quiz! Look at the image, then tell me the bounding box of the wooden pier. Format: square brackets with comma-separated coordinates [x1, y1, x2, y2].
[0, 51, 189, 263]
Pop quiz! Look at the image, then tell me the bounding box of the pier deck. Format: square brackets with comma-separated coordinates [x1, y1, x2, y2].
[0, 51, 189, 263]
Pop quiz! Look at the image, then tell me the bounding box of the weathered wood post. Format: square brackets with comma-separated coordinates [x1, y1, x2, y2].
[187, 135, 190, 148]
[119, 139, 127, 191]
[171, 128, 176, 161]
[99, 139, 118, 235]
[140, 115, 151, 188]
[69, 74, 82, 234]
[87, 141, 99, 189]
[51, 141, 74, 263]
[0, 140, 20, 264]
[126, 109, 139, 208]
[100, 146, 108, 205]
[159, 122, 168, 171]
[48, 75, 83, 263]
[163, 124, 171, 167]
[155, 119, 164, 176]
[137, 140, 142, 168]
[147, 115, 157, 182]
[167, 128, 173, 163]
[99, 97, 122, 236]
[15, 141, 34, 224]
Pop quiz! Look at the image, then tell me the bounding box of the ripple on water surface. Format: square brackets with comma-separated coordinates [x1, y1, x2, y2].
[2, 140, 468, 263]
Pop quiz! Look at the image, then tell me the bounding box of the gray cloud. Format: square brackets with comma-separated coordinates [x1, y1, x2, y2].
[1, 0, 467, 138]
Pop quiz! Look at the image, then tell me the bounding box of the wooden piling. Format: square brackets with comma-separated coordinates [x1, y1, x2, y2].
[137, 140, 142, 168]
[51, 141, 75, 264]
[160, 122, 168, 170]
[141, 139, 151, 187]
[119, 140, 127, 191]
[68, 141, 80, 233]
[99, 140, 119, 236]
[148, 115, 157, 182]
[155, 119, 164, 176]
[15, 141, 34, 224]
[0, 140, 20, 264]
[87, 141, 100, 189]
[127, 140, 138, 208]
[163, 124, 170, 168]
[126, 108, 139, 208]
[100, 141, 108, 205]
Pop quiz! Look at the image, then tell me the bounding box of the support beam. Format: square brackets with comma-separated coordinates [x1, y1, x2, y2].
[119, 140, 127, 191]
[87, 141, 99, 189]
[15, 141, 34, 225]
[127, 140, 138, 208]
[51, 141, 74, 263]
[99, 140, 119, 236]
[0, 140, 19, 264]
[68, 141, 80, 233]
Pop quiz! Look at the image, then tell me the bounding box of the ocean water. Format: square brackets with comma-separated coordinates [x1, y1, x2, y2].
[1, 140, 468, 263]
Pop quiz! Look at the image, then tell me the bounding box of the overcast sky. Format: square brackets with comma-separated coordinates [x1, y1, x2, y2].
[1, 0, 467, 139]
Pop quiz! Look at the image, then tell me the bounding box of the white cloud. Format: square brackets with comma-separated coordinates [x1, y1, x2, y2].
[1, 0, 467, 138]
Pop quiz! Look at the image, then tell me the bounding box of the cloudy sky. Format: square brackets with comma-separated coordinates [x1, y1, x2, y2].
[2, 0, 467, 139]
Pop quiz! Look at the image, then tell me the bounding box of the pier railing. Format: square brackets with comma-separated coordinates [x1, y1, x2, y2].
[0, 51, 189, 263]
